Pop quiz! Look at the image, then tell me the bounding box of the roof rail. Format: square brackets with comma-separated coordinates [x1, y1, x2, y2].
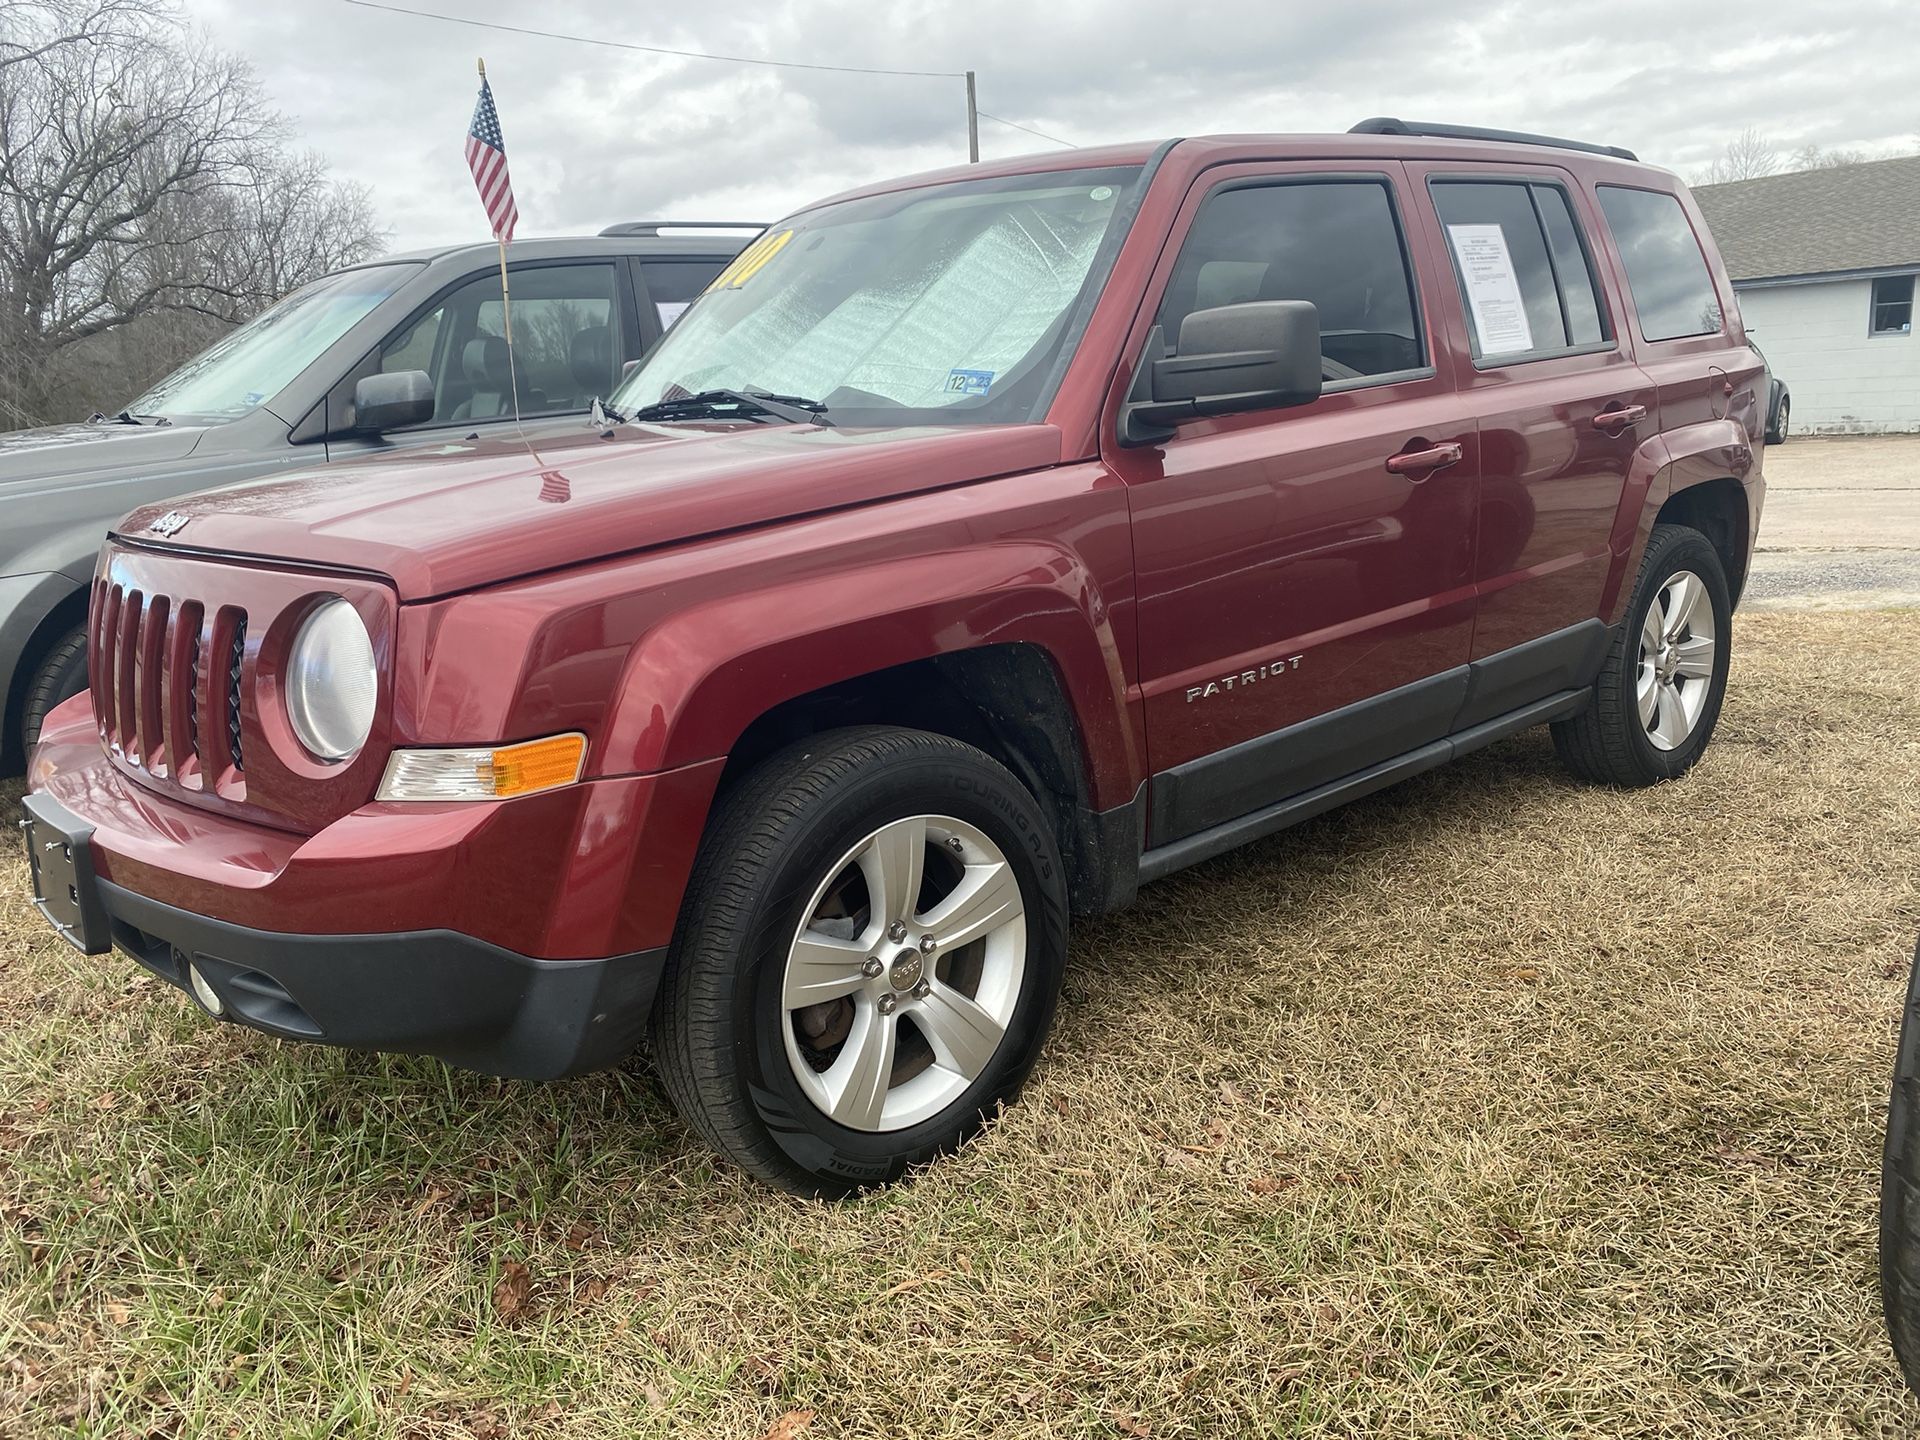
[1349, 117, 1637, 163]
[598, 220, 768, 237]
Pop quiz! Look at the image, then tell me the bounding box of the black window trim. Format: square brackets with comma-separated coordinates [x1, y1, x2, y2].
[1425, 172, 1619, 371]
[1146, 169, 1438, 408]
[1594, 180, 1726, 347]
[1869, 272, 1916, 338]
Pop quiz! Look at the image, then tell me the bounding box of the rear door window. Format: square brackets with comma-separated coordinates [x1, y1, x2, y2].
[1156, 178, 1425, 384]
[1596, 186, 1723, 342]
[639, 259, 731, 334]
[1430, 180, 1608, 361]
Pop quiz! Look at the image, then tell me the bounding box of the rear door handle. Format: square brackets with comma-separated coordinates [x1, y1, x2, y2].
[1385, 441, 1463, 476]
[1592, 404, 1647, 430]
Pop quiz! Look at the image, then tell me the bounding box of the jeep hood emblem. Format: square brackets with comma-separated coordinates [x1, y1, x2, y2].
[148, 510, 190, 538]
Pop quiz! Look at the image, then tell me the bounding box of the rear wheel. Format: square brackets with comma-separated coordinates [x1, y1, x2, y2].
[1882, 939, 1920, 1393]
[20, 623, 87, 759]
[1552, 523, 1732, 787]
[1767, 396, 1790, 445]
[651, 726, 1068, 1195]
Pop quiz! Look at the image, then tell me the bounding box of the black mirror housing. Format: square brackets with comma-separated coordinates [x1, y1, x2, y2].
[351, 370, 434, 435]
[1121, 300, 1323, 447]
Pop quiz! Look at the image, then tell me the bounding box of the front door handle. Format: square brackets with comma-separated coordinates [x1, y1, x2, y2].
[1385, 441, 1463, 475]
[1592, 403, 1647, 430]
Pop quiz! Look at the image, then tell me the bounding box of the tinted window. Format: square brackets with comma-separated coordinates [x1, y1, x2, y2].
[1156, 179, 1423, 381]
[1431, 181, 1606, 360]
[1535, 188, 1606, 345]
[1871, 274, 1914, 335]
[640, 259, 730, 332]
[1597, 186, 1723, 342]
[379, 263, 619, 425]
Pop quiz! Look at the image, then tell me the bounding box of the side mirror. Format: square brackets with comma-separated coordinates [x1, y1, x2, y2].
[351, 370, 434, 435]
[1120, 300, 1323, 447]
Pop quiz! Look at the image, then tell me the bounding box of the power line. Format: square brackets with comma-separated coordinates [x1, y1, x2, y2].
[339, 0, 965, 78]
[977, 111, 1072, 148]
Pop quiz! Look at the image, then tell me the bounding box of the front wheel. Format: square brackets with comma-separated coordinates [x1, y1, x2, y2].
[651, 727, 1068, 1195]
[1552, 523, 1732, 787]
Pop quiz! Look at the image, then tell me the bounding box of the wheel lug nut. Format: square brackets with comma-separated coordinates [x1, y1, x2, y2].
[862, 957, 884, 979]
[877, 993, 898, 1016]
[887, 920, 908, 943]
[918, 933, 937, 956]
[912, 979, 931, 1000]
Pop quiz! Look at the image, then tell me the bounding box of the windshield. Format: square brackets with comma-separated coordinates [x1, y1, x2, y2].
[127, 264, 414, 423]
[611, 165, 1142, 427]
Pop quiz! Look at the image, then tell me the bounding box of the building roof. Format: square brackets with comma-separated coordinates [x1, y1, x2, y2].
[1694, 154, 1920, 283]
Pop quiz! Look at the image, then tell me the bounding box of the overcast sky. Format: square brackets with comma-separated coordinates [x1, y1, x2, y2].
[180, 0, 1920, 253]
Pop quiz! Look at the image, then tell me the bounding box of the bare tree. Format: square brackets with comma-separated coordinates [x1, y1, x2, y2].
[1698, 128, 1779, 185]
[0, 0, 384, 428]
[1788, 142, 1867, 171]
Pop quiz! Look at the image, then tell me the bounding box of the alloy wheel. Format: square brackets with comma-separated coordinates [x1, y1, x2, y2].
[1637, 568, 1718, 751]
[780, 814, 1026, 1132]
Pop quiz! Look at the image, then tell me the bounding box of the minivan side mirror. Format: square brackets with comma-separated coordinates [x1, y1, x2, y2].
[351, 370, 434, 435]
[1120, 300, 1323, 447]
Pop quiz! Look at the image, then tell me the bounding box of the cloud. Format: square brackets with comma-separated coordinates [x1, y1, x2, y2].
[182, 0, 1920, 250]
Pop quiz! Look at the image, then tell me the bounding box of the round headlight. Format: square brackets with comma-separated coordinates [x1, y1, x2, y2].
[286, 598, 376, 761]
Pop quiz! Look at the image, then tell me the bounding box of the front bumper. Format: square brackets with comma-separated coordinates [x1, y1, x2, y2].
[23, 787, 664, 1079]
[23, 695, 720, 1079]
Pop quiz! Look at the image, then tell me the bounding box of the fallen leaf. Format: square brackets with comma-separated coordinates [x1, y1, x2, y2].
[1218, 1080, 1248, 1106]
[762, 1409, 814, 1440]
[492, 1260, 531, 1321]
[879, 1269, 950, 1299]
[1111, 1409, 1152, 1437]
[565, 1221, 595, 1251]
[643, 1379, 668, 1410]
[1246, 1175, 1297, 1195]
[104, 1300, 130, 1326]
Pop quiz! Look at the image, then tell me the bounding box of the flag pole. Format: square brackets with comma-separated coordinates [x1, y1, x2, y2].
[479, 56, 523, 430]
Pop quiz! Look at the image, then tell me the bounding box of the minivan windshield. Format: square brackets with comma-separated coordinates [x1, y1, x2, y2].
[125, 263, 414, 424]
[609, 165, 1142, 427]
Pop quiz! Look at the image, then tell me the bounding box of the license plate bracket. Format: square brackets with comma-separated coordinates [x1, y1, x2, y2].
[20, 792, 110, 955]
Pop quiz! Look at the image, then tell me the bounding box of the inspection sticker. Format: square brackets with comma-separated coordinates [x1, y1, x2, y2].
[946, 368, 995, 396]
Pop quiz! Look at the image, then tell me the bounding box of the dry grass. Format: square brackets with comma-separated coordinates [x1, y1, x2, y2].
[2, 609, 1918, 1438]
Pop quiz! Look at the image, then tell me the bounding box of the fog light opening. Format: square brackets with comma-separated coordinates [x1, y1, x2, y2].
[186, 962, 226, 1018]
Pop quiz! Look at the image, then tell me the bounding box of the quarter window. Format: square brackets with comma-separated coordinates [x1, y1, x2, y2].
[1871, 275, 1914, 336]
[1155, 178, 1425, 382]
[1596, 186, 1723, 343]
[1431, 180, 1608, 361]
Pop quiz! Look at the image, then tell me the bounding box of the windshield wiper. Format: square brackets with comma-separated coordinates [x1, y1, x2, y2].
[626, 388, 831, 427]
[88, 409, 171, 427]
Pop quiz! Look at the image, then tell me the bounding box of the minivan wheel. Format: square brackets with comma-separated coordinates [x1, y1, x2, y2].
[1881, 938, 1920, 1393]
[1551, 523, 1733, 787]
[651, 726, 1067, 1195]
[20, 623, 88, 760]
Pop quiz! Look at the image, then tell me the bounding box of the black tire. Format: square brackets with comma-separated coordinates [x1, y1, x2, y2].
[650, 726, 1069, 1196]
[20, 623, 88, 759]
[1766, 396, 1789, 446]
[1884, 939, 1920, 1394]
[1551, 523, 1732, 787]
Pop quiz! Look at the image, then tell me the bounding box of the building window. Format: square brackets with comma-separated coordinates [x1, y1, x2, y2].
[1871, 275, 1915, 336]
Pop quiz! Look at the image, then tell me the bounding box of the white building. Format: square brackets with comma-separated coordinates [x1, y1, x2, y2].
[1696, 156, 1920, 434]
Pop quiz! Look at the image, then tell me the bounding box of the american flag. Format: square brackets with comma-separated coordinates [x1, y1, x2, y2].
[465, 74, 518, 244]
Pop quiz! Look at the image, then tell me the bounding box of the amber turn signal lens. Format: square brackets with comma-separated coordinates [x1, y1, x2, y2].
[483, 734, 587, 798]
[376, 733, 589, 802]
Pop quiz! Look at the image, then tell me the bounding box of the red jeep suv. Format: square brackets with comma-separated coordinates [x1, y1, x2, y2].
[24, 121, 1765, 1193]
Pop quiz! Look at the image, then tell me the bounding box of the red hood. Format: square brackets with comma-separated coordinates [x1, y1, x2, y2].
[116, 421, 1063, 600]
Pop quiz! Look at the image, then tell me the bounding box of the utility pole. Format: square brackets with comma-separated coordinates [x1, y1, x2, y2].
[965, 70, 979, 163]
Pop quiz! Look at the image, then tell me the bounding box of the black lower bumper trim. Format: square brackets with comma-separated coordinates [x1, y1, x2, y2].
[99, 880, 666, 1081]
